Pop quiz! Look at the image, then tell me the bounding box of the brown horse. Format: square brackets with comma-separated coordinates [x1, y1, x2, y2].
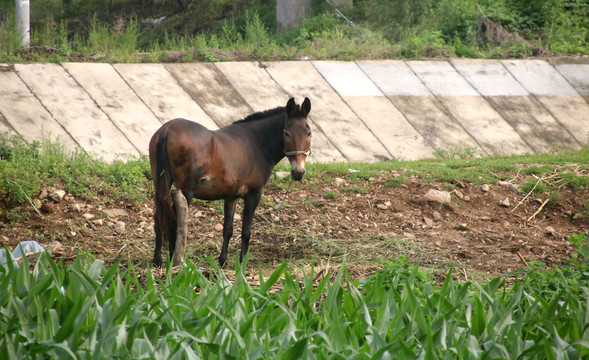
[149, 97, 312, 267]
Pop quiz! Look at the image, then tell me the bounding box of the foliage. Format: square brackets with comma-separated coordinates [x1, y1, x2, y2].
[1, 0, 588, 61]
[1, 234, 589, 358]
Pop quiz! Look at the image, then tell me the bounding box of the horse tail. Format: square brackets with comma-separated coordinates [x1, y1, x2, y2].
[152, 129, 177, 266]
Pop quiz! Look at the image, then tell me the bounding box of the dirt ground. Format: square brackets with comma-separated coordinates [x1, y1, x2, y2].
[1, 169, 588, 282]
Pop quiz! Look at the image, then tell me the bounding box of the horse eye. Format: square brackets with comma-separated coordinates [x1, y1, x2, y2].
[307, 132, 312, 138]
[284, 131, 291, 138]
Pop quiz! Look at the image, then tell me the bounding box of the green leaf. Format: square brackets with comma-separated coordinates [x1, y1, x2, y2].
[283, 337, 308, 360]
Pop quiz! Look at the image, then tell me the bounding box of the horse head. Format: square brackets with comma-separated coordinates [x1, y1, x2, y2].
[284, 97, 311, 181]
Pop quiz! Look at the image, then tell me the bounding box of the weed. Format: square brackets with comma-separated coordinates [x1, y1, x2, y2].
[560, 172, 589, 189]
[342, 186, 367, 194]
[434, 146, 479, 159]
[384, 176, 407, 187]
[520, 178, 548, 194]
[324, 191, 339, 200]
[0, 135, 151, 216]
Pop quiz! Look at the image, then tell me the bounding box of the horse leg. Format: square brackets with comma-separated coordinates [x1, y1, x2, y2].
[219, 198, 237, 267]
[240, 190, 262, 264]
[166, 193, 178, 262]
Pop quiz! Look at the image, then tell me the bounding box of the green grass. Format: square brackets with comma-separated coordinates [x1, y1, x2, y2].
[1, 0, 588, 62]
[0, 134, 151, 221]
[1, 234, 588, 358]
[278, 147, 589, 190]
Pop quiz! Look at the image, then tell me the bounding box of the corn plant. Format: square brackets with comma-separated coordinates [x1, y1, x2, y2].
[1, 242, 588, 359]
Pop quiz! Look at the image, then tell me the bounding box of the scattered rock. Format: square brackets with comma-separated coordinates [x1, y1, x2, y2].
[114, 221, 126, 234]
[432, 211, 441, 221]
[271, 214, 280, 222]
[41, 202, 55, 214]
[376, 201, 391, 210]
[508, 184, 520, 193]
[424, 189, 451, 204]
[464, 195, 471, 201]
[454, 190, 464, 200]
[480, 184, 490, 192]
[274, 171, 290, 180]
[234, 214, 242, 221]
[73, 203, 83, 212]
[93, 219, 104, 226]
[333, 177, 346, 186]
[572, 212, 585, 221]
[455, 223, 468, 231]
[214, 223, 223, 232]
[46, 241, 63, 254]
[33, 198, 42, 209]
[500, 198, 510, 207]
[82, 213, 95, 220]
[452, 179, 466, 188]
[38, 189, 48, 200]
[545, 226, 556, 236]
[50, 190, 66, 202]
[103, 208, 128, 219]
[423, 217, 434, 227]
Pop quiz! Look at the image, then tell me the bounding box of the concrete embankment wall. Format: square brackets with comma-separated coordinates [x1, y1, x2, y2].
[0, 59, 588, 162]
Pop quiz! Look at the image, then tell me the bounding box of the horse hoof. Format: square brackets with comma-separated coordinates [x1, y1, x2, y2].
[152, 257, 162, 267]
[218, 257, 227, 268]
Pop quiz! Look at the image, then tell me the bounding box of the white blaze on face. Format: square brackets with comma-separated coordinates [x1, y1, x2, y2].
[290, 156, 306, 180]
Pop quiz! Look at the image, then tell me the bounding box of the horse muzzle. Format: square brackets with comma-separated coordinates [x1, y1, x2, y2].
[289, 158, 306, 181]
[291, 168, 305, 181]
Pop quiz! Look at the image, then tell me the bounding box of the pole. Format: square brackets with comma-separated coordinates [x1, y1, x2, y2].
[15, 0, 30, 47]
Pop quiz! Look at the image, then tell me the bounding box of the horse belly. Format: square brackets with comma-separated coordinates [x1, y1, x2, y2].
[193, 175, 249, 200]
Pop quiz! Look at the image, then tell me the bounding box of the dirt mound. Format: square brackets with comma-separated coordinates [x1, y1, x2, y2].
[1, 171, 588, 280]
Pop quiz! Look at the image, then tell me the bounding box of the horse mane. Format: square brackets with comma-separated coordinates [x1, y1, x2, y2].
[233, 106, 285, 124]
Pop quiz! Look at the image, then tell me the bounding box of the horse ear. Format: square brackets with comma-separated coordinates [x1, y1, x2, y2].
[301, 97, 311, 117]
[286, 98, 296, 116]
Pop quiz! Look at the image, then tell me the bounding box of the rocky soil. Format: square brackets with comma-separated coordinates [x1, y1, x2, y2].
[1, 169, 588, 281]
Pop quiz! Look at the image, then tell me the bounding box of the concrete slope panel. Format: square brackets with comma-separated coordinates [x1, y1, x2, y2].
[554, 63, 589, 102]
[215, 62, 289, 111]
[343, 96, 434, 160]
[503, 60, 589, 145]
[409, 61, 531, 155]
[360, 60, 480, 153]
[64, 63, 162, 154]
[317, 61, 434, 160]
[266, 61, 390, 162]
[0, 113, 14, 134]
[165, 63, 252, 127]
[215, 61, 342, 163]
[14, 64, 138, 161]
[452, 59, 579, 152]
[0, 70, 78, 150]
[486, 97, 580, 151]
[114, 64, 217, 130]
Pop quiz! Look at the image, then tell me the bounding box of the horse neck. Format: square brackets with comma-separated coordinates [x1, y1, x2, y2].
[242, 115, 285, 165]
